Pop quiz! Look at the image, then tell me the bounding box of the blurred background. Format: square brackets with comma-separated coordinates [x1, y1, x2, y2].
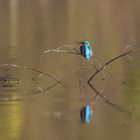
[0, 0, 140, 140]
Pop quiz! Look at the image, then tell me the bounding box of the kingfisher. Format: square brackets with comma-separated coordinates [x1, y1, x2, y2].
[80, 104, 92, 123]
[80, 41, 93, 60]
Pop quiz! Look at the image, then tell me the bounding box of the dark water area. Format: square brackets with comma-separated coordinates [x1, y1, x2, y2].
[0, 0, 140, 140]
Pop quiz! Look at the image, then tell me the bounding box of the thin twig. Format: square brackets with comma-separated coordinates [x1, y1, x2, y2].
[41, 45, 80, 64]
[93, 56, 126, 83]
[88, 50, 133, 83]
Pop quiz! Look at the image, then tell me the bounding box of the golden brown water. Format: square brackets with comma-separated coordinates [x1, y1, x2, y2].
[0, 0, 140, 140]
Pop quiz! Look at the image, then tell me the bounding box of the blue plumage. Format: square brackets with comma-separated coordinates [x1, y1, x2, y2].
[80, 104, 92, 123]
[80, 41, 92, 60]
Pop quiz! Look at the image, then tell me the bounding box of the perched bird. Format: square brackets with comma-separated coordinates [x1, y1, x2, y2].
[80, 41, 93, 60]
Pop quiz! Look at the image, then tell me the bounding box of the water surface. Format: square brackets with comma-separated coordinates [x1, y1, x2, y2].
[0, 0, 140, 140]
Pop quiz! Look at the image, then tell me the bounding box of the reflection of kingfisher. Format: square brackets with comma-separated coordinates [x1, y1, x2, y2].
[80, 41, 93, 60]
[80, 104, 92, 123]
[79, 41, 93, 123]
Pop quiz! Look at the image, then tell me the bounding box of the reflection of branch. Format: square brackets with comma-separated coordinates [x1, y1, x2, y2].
[0, 64, 63, 102]
[87, 47, 140, 112]
[2, 77, 20, 87]
[25, 80, 61, 96]
[88, 82, 125, 112]
[2, 80, 61, 102]
[0, 64, 59, 82]
[87, 50, 133, 112]
[106, 81, 127, 96]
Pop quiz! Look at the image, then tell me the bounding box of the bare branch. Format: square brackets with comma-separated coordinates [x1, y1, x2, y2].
[88, 50, 133, 83]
